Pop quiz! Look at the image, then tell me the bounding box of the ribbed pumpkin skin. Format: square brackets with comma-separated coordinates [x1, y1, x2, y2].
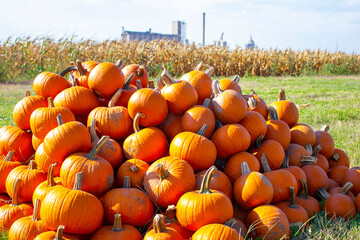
[32, 180, 62, 208]
[343, 169, 360, 196]
[33, 72, 71, 98]
[224, 152, 260, 183]
[8, 215, 48, 240]
[290, 123, 316, 146]
[90, 224, 143, 240]
[239, 111, 267, 142]
[191, 224, 242, 240]
[40, 186, 104, 234]
[159, 113, 183, 142]
[328, 166, 349, 186]
[144, 228, 183, 240]
[270, 100, 299, 127]
[329, 148, 350, 168]
[117, 159, 149, 188]
[122, 64, 149, 88]
[0, 194, 11, 207]
[180, 70, 212, 105]
[169, 131, 216, 171]
[283, 166, 306, 191]
[274, 201, 309, 227]
[219, 78, 242, 93]
[285, 143, 310, 167]
[246, 204, 290, 240]
[329, 187, 356, 201]
[302, 165, 328, 196]
[13, 95, 48, 130]
[181, 105, 215, 138]
[264, 118, 291, 150]
[0, 126, 34, 163]
[35, 121, 91, 176]
[324, 193, 356, 220]
[144, 157, 195, 207]
[243, 93, 268, 119]
[315, 130, 335, 159]
[32, 135, 43, 151]
[101, 188, 154, 226]
[195, 170, 232, 200]
[123, 127, 168, 163]
[128, 89, 168, 127]
[211, 124, 251, 160]
[264, 170, 298, 203]
[250, 140, 285, 171]
[34, 231, 79, 240]
[87, 106, 133, 140]
[88, 62, 125, 98]
[53, 86, 99, 116]
[295, 195, 320, 218]
[0, 203, 33, 230]
[90, 138, 123, 169]
[0, 161, 22, 193]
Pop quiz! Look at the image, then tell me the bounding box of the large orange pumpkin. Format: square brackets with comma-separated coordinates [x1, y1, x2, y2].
[264, 106, 291, 149]
[117, 159, 149, 188]
[71, 60, 99, 88]
[34, 225, 79, 240]
[328, 182, 356, 201]
[191, 223, 242, 240]
[195, 168, 232, 200]
[295, 179, 320, 217]
[33, 72, 70, 98]
[328, 165, 349, 186]
[122, 64, 149, 88]
[223, 151, 260, 183]
[0, 151, 22, 193]
[218, 75, 242, 93]
[269, 89, 299, 127]
[144, 214, 183, 240]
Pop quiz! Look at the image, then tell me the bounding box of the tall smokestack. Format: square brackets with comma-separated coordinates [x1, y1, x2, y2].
[203, 12, 205, 45]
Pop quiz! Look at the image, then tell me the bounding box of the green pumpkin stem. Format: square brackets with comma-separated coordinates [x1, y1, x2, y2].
[341, 182, 354, 195]
[267, 106, 279, 120]
[130, 165, 138, 172]
[261, 154, 272, 173]
[76, 60, 86, 76]
[89, 118, 100, 143]
[25, 91, 31, 97]
[202, 98, 211, 108]
[73, 172, 84, 191]
[122, 73, 135, 90]
[136, 79, 142, 89]
[161, 69, 176, 85]
[199, 166, 217, 194]
[133, 112, 145, 133]
[212, 80, 222, 97]
[4, 151, 14, 161]
[55, 225, 66, 240]
[56, 114, 64, 126]
[289, 186, 297, 208]
[32, 198, 41, 221]
[123, 176, 131, 188]
[153, 214, 167, 233]
[205, 66, 215, 76]
[59, 66, 77, 77]
[156, 164, 168, 180]
[247, 97, 257, 110]
[254, 135, 264, 149]
[312, 145, 322, 157]
[111, 214, 124, 232]
[108, 88, 123, 108]
[332, 153, 340, 161]
[28, 160, 38, 170]
[321, 125, 330, 132]
[298, 179, 309, 199]
[279, 89, 286, 100]
[232, 75, 240, 83]
[11, 178, 22, 206]
[165, 205, 176, 223]
[86, 135, 109, 159]
[116, 60, 124, 69]
[137, 65, 145, 77]
[197, 124, 208, 136]
[241, 162, 251, 176]
[47, 163, 57, 187]
[194, 62, 204, 71]
[48, 97, 55, 108]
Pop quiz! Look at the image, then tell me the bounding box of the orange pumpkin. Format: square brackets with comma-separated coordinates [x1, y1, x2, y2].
[329, 147, 350, 168]
[282, 155, 307, 192]
[191, 223, 242, 240]
[285, 143, 311, 167]
[32, 135, 43, 151]
[218, 75, 242, 93]
[144, 214, 183, 240]
[324, 193, 356, 220]
[34, 225, 79, 240]
[0, 151, 22, 193]
[33, 72, 70, 98]
[290, 123, 316, 147]
[314, 125, 334, 159]
[264, 106, 291, 149]
[195, 169, 232, 200]
[114, 73, 138, 108]
[327, 178, 339, 191]
[159, 113, 183, 142]
[122, 64, 149, 88]
[72, 60, 99, 88]
[269, 89, 299, 127]
[117, 159, 149, 188]
[243, 90, 268, 119]
[343, 168, 360, 196]
[301, 158, 329, 198]
[328, 165, 349, 186]
[295, 179, 320, 217]
[239, 110, 267, 143]
[328, 182, 356, 201]
[223, 151, 260, 183]
[224, 218, 248, 237]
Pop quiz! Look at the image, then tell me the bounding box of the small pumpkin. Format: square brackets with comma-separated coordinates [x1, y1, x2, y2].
[290, 123, 316, 147]
[0, 151, 22, 193]
[223, 151, 260, 183]
[269, 89, 299, 127]
[239, 110, 267, 143]
[117, 159, 149, 188]
[191, 223, 242, 240]
[224, 218, 248, 238]
[328, 182, 356, 201]
[282, 155, 307, 192]
[314, 125, 335, 159]
[324, 193, 356, 220]
[243, 89, 268, 119]
[122, 64, 149, 88]
[34, 225, 79, 240]
[295, 179, 321, 217]
[114, 73, 138, 108]
[264, 106, 291, 149]
[285, 143, 311, 167]
[144, 214, 183, 240]
[328, 148, 350, 168]
[218, 75, 242, 93]
[301, 157, 329, 199]
[33, 72, 71, 98]
[195, 168, 232, 200]
[312, 145, 329, 173]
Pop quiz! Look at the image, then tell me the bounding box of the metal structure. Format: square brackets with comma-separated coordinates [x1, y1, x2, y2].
[245, 35, 255, 50]
[203, 12, 206, 45]
[214, 32, 227, 47]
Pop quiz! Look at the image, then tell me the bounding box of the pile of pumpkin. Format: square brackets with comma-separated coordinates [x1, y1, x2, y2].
[1, 59, 359, 240]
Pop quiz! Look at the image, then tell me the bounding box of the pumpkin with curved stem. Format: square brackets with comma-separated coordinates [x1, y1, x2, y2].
[262, 155, 298, 203]
[8, 198, 48, 239]
[269, 89, 299, 127]
[122, 64, 149, 88]
[328, 165, 349, 186]
[210, 122, 251, 160]
[0, 179, 33, 230]
[60, 136, 114, 197]
[301, 158, 329, 198]
[89, 119, 123, 169]
[144, 214, 182, 240]
[114, 73, 138, 108]
[32, 135, 43, 151]
[224, 218, 248, 237]
[195, 168, 232, 200]
[328, 182, 356, 201]
[6, 160, 47, 203]
[176, 166, 233, 231]
[285, 143, 311, 167]
[264, 106, 291, 149]
[191, 223, 242, 240]
[34, 225, 79, 240]
[91, 214, 142, 240]
[274, 186, 309, 227]
[311, 145, 329, 173]
[144, 156, 195, 207]
[71, 60, 99, 88]
[30, 97, 75, 140]
[169, 124, 216, 171]
[290, 123, 316, 147]
[295, 179, 320, 217]
[159, 113, 183, 142]
[101, 176, 154, 226]
[234, 161, 274, 209]
[160, 69, 198, 115]
[123, 112, 168, 163]
[329, 148, 350, 168]
[324, 192, 356, 220]
[88, 62, 125, 98]
[246, 204, 290, 240]
[250, 135, 285, 170]
[0, 151, 22, 193]
[343, 168, 360, 196]
[211, 80, 247, 124]
[0, 125, 34, 163]
[40, 172, 103, 234]
[33, 72, 71, 98]
[13, 91, 48, 130]
[224, 151, 260, 183]
[128, 88, 168, 127]
[282, 155, 306, 191]
[243, 90, 268, 119]
[314, 125, 335, 159]
[218, 75, 242, 93]
[180, 63, 213, 104]
[117, 159, 149, 188]
[239, 110, 267, 143]
[181, 98, 215, 138]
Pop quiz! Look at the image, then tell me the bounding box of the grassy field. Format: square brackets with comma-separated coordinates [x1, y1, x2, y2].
[1, 75, 360, 239]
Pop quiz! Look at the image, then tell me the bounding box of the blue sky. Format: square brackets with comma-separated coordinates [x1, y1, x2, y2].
[1, 0, 359, 53]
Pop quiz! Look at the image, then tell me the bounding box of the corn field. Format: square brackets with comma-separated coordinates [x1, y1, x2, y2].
[1, 36, 360, 82]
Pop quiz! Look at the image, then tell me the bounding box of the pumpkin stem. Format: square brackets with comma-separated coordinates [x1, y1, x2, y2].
[331, 153, 340, 161]
[156, 164, 168, 180]
[300, 156, 317, 165]
[261, 154, 272, 172]
[68, 74, 77, 87]
[136, 79, 142, 89]
[199, 166, 217, 194]
[47, 163, 58, 187]
[194, 62, 204, 71]
[278, 89, 286, 100]
[247, 97, 257, 110]
[205, 66, 215, 76]
[32, 198, 41, 221]
[161, 69, 176, 85]
[25, 91, 31, 97]
[156, 77, 165, 89]
[289, 186, 297, 208]
[116, 60, 124, 69]
[241, 162, 251, 176]
[250, 89, 258, 95]
[85, 135, 109, 159]
[214, 159, 226, 171]
[56, 114, 64, 126]
[123, 176, 131, 188]
[122, 73, 135, 90]
[215, 119, 223, 128]
[165, 205, 176, 223]
[341, 182, 353, 195]
[89, 118, 100, 143]
[130, 165, 138, 173]
[153, 214, 167, 233]
[321, 125, 330, 132]
[55, 225, 66, 240]
[254, 135, 264, 149]
[312, 145, 322, 157]
[73, 172, 84, 191]
[281, 155, 290, 168]
[48, 97, 55, 108]
[28, 160, 38, 170]
[298, 179, 309, 199]
[11, 178, 22, 206]
[148, 81, 155, 89]
[304, 144, 313, 156]
[316, 188, 330, 200]
[197, 124, 208, 136]
[212, 80, 222, 97]
[4, 151, 14, 161]
[224, 218, 238, 229]
[133, 112, 145, 133]
[76, 60, 86, 76]
[108, 88, 123, 108]
[111, 214, 124, 232]
[232, 75, 240, 83]
[59, 66, 77, 77]
[137, 65, 145, 77]
[267, 106, 279, 120]
[202, 98, 211, 108]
